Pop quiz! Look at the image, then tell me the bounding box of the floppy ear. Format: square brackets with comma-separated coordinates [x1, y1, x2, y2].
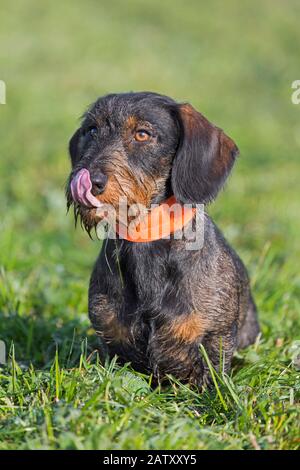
[171, 104, 239, 204]
[68, 128, 82, 164]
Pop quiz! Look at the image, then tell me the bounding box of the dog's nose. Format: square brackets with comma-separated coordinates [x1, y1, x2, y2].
[91, 171, 108, 196]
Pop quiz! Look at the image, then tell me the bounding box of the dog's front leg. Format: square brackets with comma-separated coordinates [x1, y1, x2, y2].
[148, 313, 237, 390]
[148, 331, 205, 388]
[147, 312, 208, 389]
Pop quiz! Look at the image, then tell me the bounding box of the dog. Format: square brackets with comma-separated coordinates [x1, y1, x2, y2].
[66, 92, 259, 388]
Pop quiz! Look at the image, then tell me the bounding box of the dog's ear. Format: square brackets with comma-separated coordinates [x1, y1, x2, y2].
[171, 104, 239, 204]
[69, 128, 82, 164]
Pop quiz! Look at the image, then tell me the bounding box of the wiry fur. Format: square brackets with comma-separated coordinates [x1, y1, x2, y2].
[66, 92, 259, 389]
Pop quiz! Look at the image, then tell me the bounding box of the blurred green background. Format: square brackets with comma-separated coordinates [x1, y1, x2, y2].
[1, 0, 300, 271]
[0, 0, 299, 450]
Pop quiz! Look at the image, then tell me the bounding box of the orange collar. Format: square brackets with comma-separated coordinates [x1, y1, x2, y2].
[116, 196, 196, 243]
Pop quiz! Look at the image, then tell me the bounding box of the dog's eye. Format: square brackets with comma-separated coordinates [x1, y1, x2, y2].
[134, 129, 151, 142]
[89, 127, 98, 138]
[85, 126, 97, 138]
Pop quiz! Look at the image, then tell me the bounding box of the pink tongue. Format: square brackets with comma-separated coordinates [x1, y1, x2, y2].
[70, 168, 103, 208]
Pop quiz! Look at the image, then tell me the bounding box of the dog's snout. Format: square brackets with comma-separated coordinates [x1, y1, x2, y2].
[91, 171, 108, 196]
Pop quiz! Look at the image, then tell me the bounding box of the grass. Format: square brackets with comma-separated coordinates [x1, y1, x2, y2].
[0, 0, 299, 450]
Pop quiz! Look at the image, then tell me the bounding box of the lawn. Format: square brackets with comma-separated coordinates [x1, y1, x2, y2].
[0, 0, 299, 450]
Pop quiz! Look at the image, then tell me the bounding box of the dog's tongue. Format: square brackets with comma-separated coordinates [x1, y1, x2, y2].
[70, 168, 102, 208]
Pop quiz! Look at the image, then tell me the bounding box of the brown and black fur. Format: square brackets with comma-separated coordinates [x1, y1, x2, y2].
[66, 92, 259, 389]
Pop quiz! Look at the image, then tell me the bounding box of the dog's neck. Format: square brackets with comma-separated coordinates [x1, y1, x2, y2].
[115, 196, 196, 243]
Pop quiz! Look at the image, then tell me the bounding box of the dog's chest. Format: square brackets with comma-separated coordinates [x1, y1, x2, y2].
[95, 241, 190, 368]
[119, 242, 172, 307]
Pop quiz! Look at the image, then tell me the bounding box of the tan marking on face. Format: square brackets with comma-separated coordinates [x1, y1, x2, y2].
[93, 152, 167, 212]
[125, 115, 138, 130]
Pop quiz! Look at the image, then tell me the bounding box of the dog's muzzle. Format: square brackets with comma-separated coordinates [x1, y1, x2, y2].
[70, 168, 105, 208]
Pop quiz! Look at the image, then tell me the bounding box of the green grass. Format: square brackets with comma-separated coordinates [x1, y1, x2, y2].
[0, 0, 299, 450]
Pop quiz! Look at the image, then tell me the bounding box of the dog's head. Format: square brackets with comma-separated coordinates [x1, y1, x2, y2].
[66, 92, 239, 232]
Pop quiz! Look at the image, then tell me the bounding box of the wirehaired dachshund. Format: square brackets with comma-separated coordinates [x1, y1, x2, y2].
[66, 92, 259, 389]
